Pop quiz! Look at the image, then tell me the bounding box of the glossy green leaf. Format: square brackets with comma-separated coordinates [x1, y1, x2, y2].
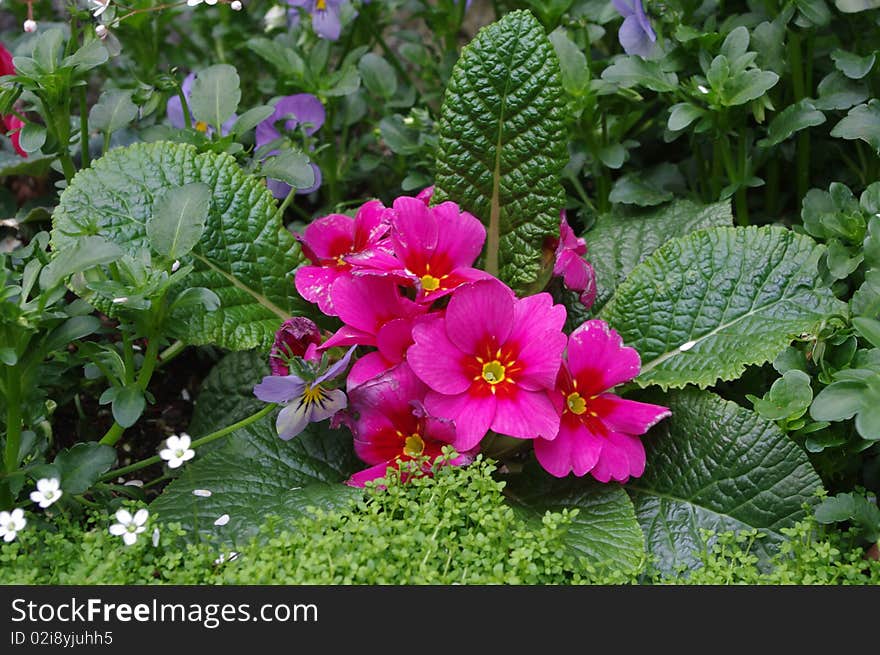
[89, 90, 138, 134]
[601, 226, 845, 389]
[629, 390, 822, 576]
[150, 412, 361, 544]
[54, 443, 117, 495]
[759, 99, 825, 147]
[51, 142, 303, 350]
[188, 64, 241, 132]
[433, 10, 568, 292]
[830, 100, 880, 153]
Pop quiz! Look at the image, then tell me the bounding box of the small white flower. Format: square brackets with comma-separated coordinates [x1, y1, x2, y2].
[23, 19, 37, 33]
[112, 296, 128, 304]
[171, 259, 181, 273]
[109, 508, 149, 546]
[159, 433, 195, 469]
[152, 527, 161, 548]
[181, 388, 191, 401]
[0, 509, 26, 543]
[89, 0, 111, 17]
[214, 514, 230, 526]
[95, 24, 108, 39]
[230, 0, 242, 9]
[192, 489, 212, 498]
[29, 478, 63, 509]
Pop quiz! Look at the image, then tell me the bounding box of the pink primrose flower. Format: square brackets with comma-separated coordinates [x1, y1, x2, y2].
[553, 212, 597, 309]
[534, 320, 670, 482]
[407, 279, 567, 451]
[294, 200, 391, 315]
[346, 364, 475, 487]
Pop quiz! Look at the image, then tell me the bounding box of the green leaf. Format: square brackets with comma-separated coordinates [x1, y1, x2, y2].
[18, 123, 46, 154]
[834, 0, 880, 12]
[601, 56, 679, 92]
[629, 390, 822, 576]
[549, 28, 589, 95]
[51, 142, 303, 350]
[150, 412, 361, 544]
[831, 49, 876, 80]
[722, 69, 779, 106]
[187, 351, 268, 438]
[854, 317, 880, 349]
[112, 385, 146, 428]
[586, 200, 732, 312]
[810, 380, 865, 421]
[433, 10, 568, 292]
[260, 150, 316, 190]
[600, 226, 845, 390]
[42, 315, 101, 353]
[747, 369, 813, 420]
[54, 443, 117, 495]
[188, 64, 241, 133]
[795, 0, 832, 26]
[358, 53, 398, 99]
[89, 90, 138, 134]
[758, 99, 825, 147]
[32, 29, 64, 73]
[232, 105, 274, 135]
[831, 100, 880, 153]
[147, 182, 212, 260]
[0, 150, 54, 178]
[814, 492, 880, 541]
[39, 236, 124, 290]
[667, 103, 704, 132]
[506, 468, 644, 573]
[169, 287, 220, 313]
[814, 72, 868, 111]
[61, 39, 109, 74]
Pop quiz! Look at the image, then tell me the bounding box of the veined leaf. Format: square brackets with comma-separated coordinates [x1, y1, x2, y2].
[51, 142, 304, 350]
[601, 226, 845, 389]
[187, 350, 269, 437]
[630, 389, 822, 576]
[433, 10, 568, 293]
[150, 412, 361, 544]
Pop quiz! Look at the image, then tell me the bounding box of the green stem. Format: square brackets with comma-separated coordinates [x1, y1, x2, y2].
[4, 364, 22, 474]
[98, 403, 278, 482]
[158, 339, 185, 366]
[720, 137, 748, 226]
[788, 31, 810, 205]
[78, 85, 90, 169]
[274, 186, 298, 222]
[176, 85, 193, 129]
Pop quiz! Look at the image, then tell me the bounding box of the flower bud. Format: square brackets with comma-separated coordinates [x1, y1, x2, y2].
[270, 317, 322, 375]
[95, 24, 109, 39]
[23, 19, 38, 33]
[231, 0, 242, 9]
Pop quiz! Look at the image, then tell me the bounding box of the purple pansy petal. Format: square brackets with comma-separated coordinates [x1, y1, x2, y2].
[314, 345, 357, 385]
[254, 374, 306, 403]
[276, 402, 312, 441]
[309, 388, 348, 422]
[311, 4, 342, 40]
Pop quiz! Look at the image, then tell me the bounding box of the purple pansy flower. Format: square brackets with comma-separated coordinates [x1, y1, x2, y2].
[166, 73, 238, 136]
[287, 0, 345, 41]
[253, 346, 356, 440]
[612, 0, 657, 57]
[256, 93, 325, 198]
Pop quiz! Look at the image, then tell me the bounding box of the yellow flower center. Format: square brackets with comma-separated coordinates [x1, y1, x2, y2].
[566, 392, 587, 415]
[403, 433, 425, 457]
[316, 0, 327, 9]
[481, 360, 506, 385]
[194, 120, 209, 133]
[420, 274, 441, 292]
[302, 384, 327, 407]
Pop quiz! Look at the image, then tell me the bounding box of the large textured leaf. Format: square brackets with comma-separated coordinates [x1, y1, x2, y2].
[629, 390, 822, 576]
[587, 200, 732, 311]
[506, 466, 644, 573]
[601, 226, 845, 390]
[151, 412, 361, 544]
[433, 10, 567, 293]
[187, 350, 268, 437]
[51, 142, 302, 350]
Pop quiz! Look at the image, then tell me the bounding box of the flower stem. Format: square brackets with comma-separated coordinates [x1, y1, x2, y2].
[78, 85, 90, 170]
[274, 186, 298, 222]
[98, 403, 277, 483]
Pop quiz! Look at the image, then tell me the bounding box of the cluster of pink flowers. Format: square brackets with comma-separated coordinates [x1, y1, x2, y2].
[254, 191, 669, 486]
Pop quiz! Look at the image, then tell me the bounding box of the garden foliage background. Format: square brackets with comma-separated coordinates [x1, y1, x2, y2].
[0, 0, 879, 584]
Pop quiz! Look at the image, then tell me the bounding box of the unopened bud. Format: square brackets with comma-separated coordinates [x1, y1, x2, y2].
[231, 0, 242, 9]
[95, 24, 108, 39]
[23, 19, 38, 33]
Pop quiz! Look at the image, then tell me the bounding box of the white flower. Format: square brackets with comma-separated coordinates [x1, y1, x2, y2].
[231, 0, 242, 9]
[152, 527, 161, 547]
[171, 259, 181, 272]
[159, 433, 195, 469]
[95, 24, 109, 39]
[109, 508, 149, 546]
[89, 0, 111, 17]
[0, 509, 26, 543]
[29, 478, 63, 509]
[214, 514, 230, 526]
[23, 19, 37, 33]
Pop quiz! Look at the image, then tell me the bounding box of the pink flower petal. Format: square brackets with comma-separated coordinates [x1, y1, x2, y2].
[294, 265, 344, 315]
[347, 352, 394, 390]
[425, 389, 496, 451]
[534, 419, 603, 478]
[431, 202, 486, 268]
[506, 292, 567, 391]
[352, 199, 392, 251]
[589, 434, 632, 483]
[416, 266, 493, 304]
[300, 214, 354, 262]
[331, 275, 420, 336]
[322, 324, 376, 349]
[557, 250, 592, 294]
[567, 320, 641, 394]
[347, 462, 395, 487]
[491, 388, 560, 441]
[391, 196, 439, 259]
[407, 314, 472, 395]
[376, 317, 416, 363]
[590, 394, 670, 436]
[444, 279, 514, 355]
